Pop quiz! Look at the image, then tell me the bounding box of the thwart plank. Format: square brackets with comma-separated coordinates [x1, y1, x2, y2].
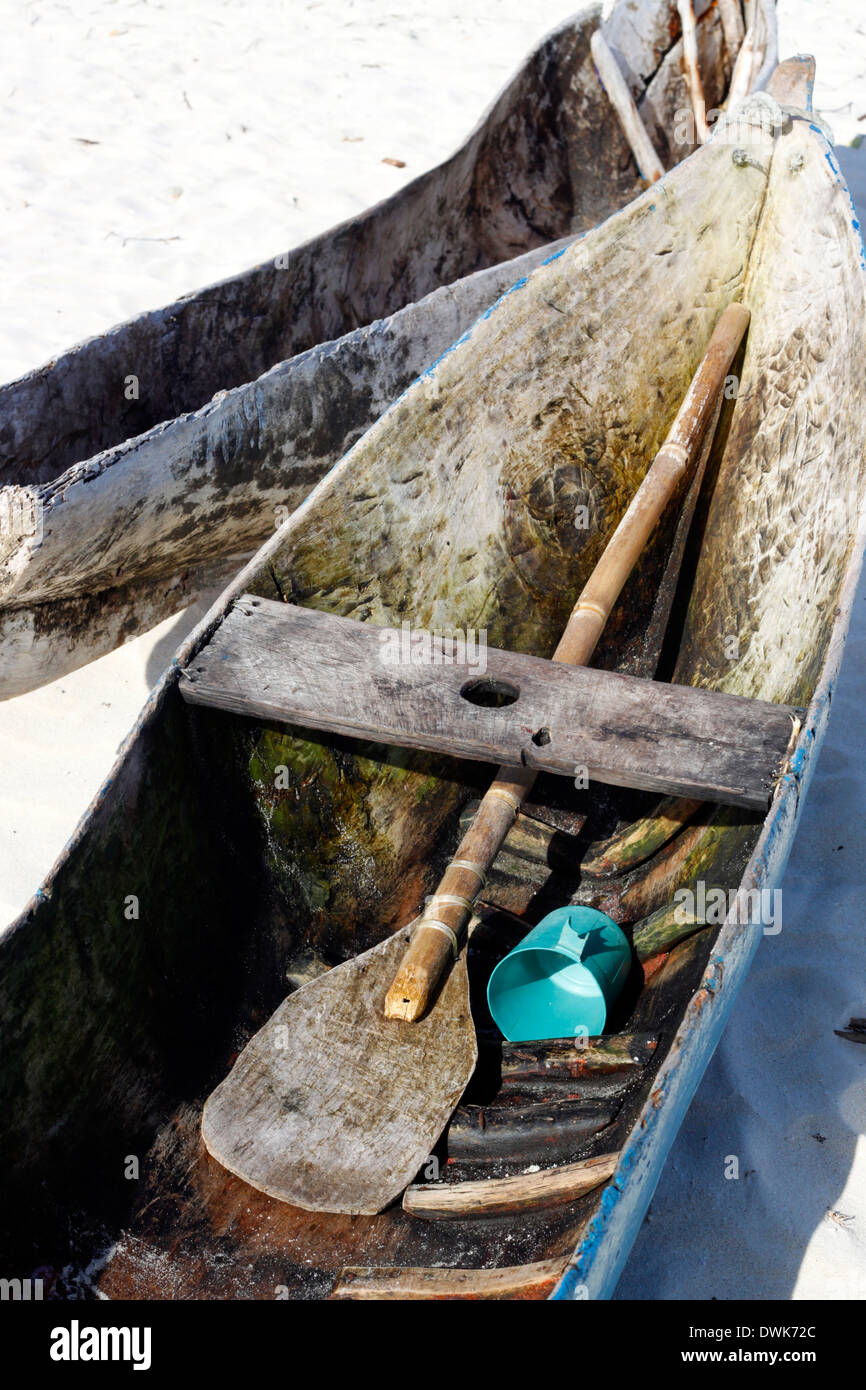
[180, 597, 801, 810]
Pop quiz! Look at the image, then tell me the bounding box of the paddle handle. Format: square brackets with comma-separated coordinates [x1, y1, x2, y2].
[384, 303, 750, 1022]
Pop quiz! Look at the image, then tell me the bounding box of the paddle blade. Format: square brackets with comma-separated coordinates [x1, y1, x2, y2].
[201, 927, 477, 1214]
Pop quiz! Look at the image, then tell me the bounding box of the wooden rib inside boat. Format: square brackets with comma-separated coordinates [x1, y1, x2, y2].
[0, 56, 863, 1300]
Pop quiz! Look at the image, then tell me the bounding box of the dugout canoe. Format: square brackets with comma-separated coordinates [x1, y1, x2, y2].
[1, 57, 855, 1302]
[0, 0, 776, 699]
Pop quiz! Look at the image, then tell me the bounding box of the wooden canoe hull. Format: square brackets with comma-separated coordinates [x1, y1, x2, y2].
[0, 0, 776, 698]
[2, 66, 858, 1302]
[0, 239, 564, 698]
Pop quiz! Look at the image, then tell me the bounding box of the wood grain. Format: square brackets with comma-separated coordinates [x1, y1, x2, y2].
[3, 56, 866, 1304]
[580, 796, 702, 876]
[0, 1, 773, 700]
[446, 1098, 619, 1164]
[677, 0, 709, 142]
[765, 54, 815, 109]
[403, 1152, 619, 1219]
[180, 596, 801, 811]
[590, 31, 664, 182]
[501, 1032, 658, 1083]
[330, 1257, 569, 1300]
[201, 927, 477, 1214]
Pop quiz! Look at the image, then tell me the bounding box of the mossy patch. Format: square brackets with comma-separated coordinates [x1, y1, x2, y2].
[247, 724, 472, 959]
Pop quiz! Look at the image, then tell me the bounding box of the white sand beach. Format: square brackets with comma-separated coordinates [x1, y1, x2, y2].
[1, 0, 864, 1298]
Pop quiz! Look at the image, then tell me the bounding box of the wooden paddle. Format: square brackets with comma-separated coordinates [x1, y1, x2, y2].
[201, 303, 749, 1214]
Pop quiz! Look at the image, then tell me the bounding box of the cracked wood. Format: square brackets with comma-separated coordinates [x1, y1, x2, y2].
[180, 597, 802, 810]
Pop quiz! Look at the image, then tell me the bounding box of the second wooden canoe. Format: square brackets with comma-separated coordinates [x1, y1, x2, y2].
[0, 0, 776, 698]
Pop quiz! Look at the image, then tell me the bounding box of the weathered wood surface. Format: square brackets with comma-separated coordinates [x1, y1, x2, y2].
[718, 0, 745, 59]
[631, 898, 708, 962]
[764, 53, 815, 109]
[675, 111, 866, 713]
[381, 304, 750, 1024]
[404, 1152, 620, 1220]
[728, 25, 757, 106]
[330, 1258, 569, 1300]
[580, 796, 702, 876]
[201, 926, 477, 1214]
[461, 801, 579, 873]
[590, 30, 664, 182]
[447, 1098, 619, 1163]
[180, 597, 801, 810]
[501, 1033, 658, 1083]
[495, 1072, 635, 1104]
[0, 0, 774, 699]
[677, 0, 709, 142]
[0, 238, 563, 700]
[460, 794, 699, 881]
[1, 0, 753, 488]
[731, 0, 778, 97]
[7, 66, 866, 1305]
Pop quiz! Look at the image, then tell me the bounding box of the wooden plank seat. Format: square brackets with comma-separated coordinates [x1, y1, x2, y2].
[180, 597, 801, 810]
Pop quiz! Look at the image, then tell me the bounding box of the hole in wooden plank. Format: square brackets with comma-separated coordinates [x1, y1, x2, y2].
[531, 727, 551, 747]
[460, 678, 520, 709]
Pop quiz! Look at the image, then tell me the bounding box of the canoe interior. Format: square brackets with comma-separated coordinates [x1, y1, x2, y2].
[2, 96, 863, 1299]
[0, 0, 741, 488]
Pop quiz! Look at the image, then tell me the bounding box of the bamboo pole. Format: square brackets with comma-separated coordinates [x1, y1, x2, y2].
[384, 303, 750, 1022]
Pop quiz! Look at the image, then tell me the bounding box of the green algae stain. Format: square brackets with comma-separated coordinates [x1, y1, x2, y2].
[247, 724, 469, 960]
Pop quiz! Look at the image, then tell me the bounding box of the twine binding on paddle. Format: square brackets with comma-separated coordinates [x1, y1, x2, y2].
[449, 859, 487, 889]
[415, 918, 459, 958]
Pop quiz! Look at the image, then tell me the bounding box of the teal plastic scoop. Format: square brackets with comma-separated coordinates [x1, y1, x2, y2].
[486, 905, 631, 1042]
